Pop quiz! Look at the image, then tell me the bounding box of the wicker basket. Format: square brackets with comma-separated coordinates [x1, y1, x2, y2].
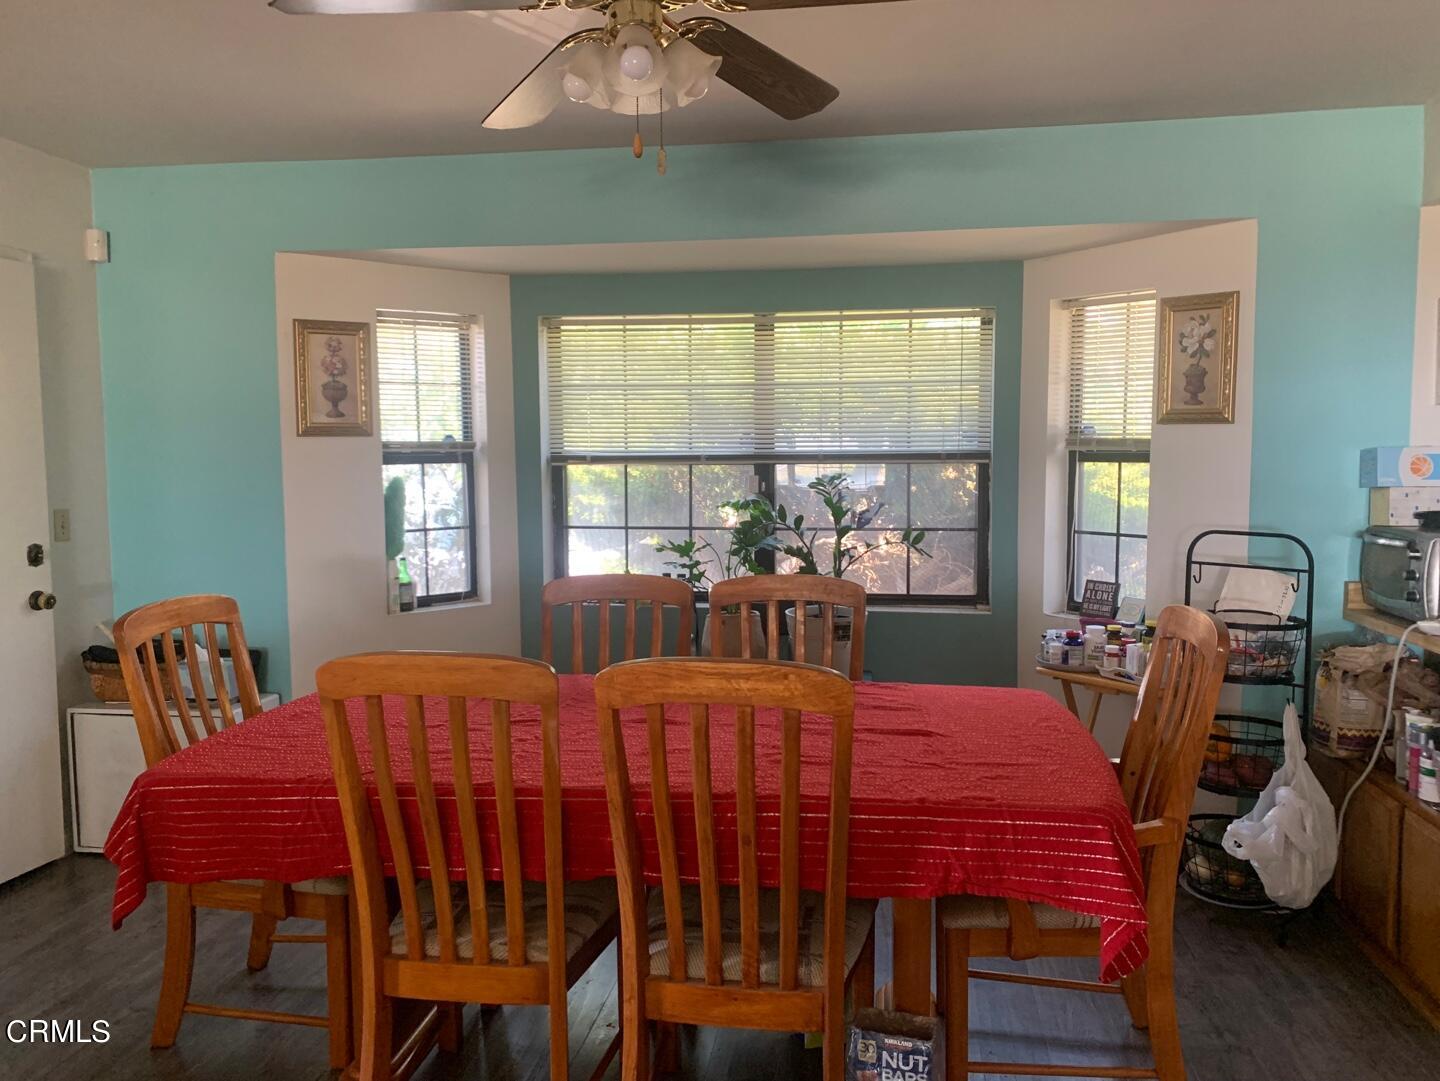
[81, 656, 132, 703]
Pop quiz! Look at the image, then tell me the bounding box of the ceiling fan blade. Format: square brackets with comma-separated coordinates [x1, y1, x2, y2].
[680, 19, 838, 120]
[270, 0, 517, 13]
[482, 30, 598, 130]
[710, 0, 912, 8]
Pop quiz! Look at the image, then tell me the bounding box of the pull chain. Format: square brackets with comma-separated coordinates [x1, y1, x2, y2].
[657, 89, 667, 176]
[632, 95, 643, 159]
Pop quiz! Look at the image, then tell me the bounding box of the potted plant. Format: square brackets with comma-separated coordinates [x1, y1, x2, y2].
[654, 533, 769, 659]
[660, 472, 929, 673]
[724, 473, 929, 673]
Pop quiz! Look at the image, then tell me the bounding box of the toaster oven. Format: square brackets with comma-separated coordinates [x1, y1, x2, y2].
[1360, 526, 1440, 622]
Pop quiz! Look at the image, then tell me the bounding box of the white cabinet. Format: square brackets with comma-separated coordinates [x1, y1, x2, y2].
[68, 695, 280, 853]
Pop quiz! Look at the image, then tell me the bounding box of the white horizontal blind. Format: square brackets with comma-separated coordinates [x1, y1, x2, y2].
[1064, 291, 1156, 452]
[544, 309, 995, 461]
[376, 310, 479, 449]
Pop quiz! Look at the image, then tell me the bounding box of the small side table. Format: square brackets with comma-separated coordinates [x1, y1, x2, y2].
[1034, 667, 1139, 733]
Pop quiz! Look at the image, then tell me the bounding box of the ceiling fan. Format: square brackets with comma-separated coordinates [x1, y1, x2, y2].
[270, 0, 912, 140]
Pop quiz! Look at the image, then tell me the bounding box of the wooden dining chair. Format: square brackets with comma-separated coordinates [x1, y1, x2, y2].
[541, 573, 695, 674]
[594, 656, 877, 1081]
[708, 575, 867, 680]
[936, 605, 1229, 1081]
[317, 651, 620, 1081]
[112, 594, 352, 1068]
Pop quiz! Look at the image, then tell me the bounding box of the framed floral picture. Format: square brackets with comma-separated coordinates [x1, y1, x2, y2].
[1156, 292, 1239, 424]
[294, 319, 372, 436]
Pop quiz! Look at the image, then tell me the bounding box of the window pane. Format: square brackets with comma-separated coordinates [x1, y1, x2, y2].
[566, 465, 624, 527]
[567, 528, 625, 575]
[401, 530, 428, 595]
[1120, 461, 1150, 536]
[626, 464, 688, 527]
[772, 464, 832, 523]
[843, 531, 907, 594]
[910, 532, 977, 597]
[779, 530, 906, 594]
[1077, 460, 1120, 531]
[1119, 536, 1147, 600]
[1074, 533, 1117, 599]
[422, 461, 468, 529]
[693, 465, 752, 527]
[911, 462, 980, 529]
[695, 527, 747, 584]
[382, 463, 425, 531]
[629, 528, 689, 577]
[424, 528, 471, 596]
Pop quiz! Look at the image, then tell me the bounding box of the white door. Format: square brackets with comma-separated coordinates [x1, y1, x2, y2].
[0, 254, 64, 882]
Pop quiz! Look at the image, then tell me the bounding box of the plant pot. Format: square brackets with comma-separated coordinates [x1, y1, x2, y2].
[701, 608, 767, 659]
[785, 605, 864, 676]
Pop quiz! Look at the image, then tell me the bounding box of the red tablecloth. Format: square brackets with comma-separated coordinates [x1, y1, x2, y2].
[106, 678, 1147, 981]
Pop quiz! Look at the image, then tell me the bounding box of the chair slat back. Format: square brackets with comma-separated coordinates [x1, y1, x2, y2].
[708, 576, 867, 680]
[595, 657, 855, 993]
[541, 574, 695, 674]
[113, 594, 264, 767]
[1119, 605, 1229, 834]
[317, 652, 563, 972]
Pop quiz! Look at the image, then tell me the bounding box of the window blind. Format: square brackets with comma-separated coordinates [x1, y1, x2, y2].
[376, 310, 480, 449]
[1064, 291, 1156, 452]
[543, 308, 995, 462]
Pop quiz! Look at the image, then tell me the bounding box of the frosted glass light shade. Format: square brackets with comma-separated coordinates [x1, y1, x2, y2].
[661, 37, 722, 108]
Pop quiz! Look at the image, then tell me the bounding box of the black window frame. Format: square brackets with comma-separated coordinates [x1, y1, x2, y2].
[552, 457, 990, 607]
[1065, 449, 1148, 612]
[384, 446, 480, 608]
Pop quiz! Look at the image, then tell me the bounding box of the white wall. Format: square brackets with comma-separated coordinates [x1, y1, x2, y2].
[1410, 206, 1440, 442]
[1016, 220, 1259, 757]
[0, 136, 112, 847]
[275, 253, 520, 695]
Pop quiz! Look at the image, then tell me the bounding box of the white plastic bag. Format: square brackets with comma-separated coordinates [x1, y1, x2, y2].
[1221, 703, 1337, 909]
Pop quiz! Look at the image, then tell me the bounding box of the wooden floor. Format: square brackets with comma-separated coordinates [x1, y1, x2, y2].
[3, 856, 1438, 1080]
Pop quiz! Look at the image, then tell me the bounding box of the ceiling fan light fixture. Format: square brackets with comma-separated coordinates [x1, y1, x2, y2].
[661, 36, 722, 107]
[603, 24, 667, 96]
[560, 40, 612, 110]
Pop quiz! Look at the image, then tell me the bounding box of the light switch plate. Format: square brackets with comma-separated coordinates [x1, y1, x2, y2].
[53, 508, 71, 543]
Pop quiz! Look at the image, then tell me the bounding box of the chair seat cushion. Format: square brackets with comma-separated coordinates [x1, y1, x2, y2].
[646, 885, 876, 987]
[938, 894, 1100, 931]
[389, 878, 618, 963]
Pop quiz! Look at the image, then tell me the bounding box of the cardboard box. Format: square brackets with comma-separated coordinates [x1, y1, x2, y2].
[1360, 446, 1440, 487]
[1369, 486, 1440, 526]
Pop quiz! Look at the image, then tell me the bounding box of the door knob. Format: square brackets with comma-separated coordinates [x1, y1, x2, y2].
[28, 590, 56, 611]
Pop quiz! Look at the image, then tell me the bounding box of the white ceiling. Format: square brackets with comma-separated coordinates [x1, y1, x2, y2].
[2, 1, 1438, 167]
[325, 222, 1219, 275]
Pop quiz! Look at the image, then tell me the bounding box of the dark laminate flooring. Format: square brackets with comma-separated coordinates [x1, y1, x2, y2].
[1, 856, 1437, 1080]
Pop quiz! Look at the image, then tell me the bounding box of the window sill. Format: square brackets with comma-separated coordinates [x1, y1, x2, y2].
[391, 598, 489, 616]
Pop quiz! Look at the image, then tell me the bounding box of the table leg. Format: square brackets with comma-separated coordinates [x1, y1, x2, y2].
[1084, 691, 1105, 734]
[890, 898, 934, 1016]
[1059, 681, 1080, 717]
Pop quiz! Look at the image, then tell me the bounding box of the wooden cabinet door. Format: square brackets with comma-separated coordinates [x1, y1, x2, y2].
[1339, 778, 1402, 954]
[1401, 808, 1440, 1001]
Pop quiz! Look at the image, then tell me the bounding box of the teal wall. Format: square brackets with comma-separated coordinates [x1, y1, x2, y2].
[510, 263, 1023, 683]
[90, 108, 1425, 697]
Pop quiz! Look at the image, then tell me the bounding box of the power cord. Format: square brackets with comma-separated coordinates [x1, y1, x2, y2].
[1335, 618, 1440, 840]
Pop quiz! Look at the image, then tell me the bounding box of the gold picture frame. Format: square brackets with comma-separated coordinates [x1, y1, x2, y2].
[1155, 291, 1239, 424]
[294, 319, 371, 436]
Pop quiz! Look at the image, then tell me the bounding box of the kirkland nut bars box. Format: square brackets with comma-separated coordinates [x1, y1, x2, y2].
[847, 1009, 939, 1081]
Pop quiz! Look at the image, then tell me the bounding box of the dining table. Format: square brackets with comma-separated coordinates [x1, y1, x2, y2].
[105, 675, 1149, 1017]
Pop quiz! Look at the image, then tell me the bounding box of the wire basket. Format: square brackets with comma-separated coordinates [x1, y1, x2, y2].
[1198, 714, 1283, 796]
[1219, 610, 1307, 685]
[1182, 814, 1269, 907]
